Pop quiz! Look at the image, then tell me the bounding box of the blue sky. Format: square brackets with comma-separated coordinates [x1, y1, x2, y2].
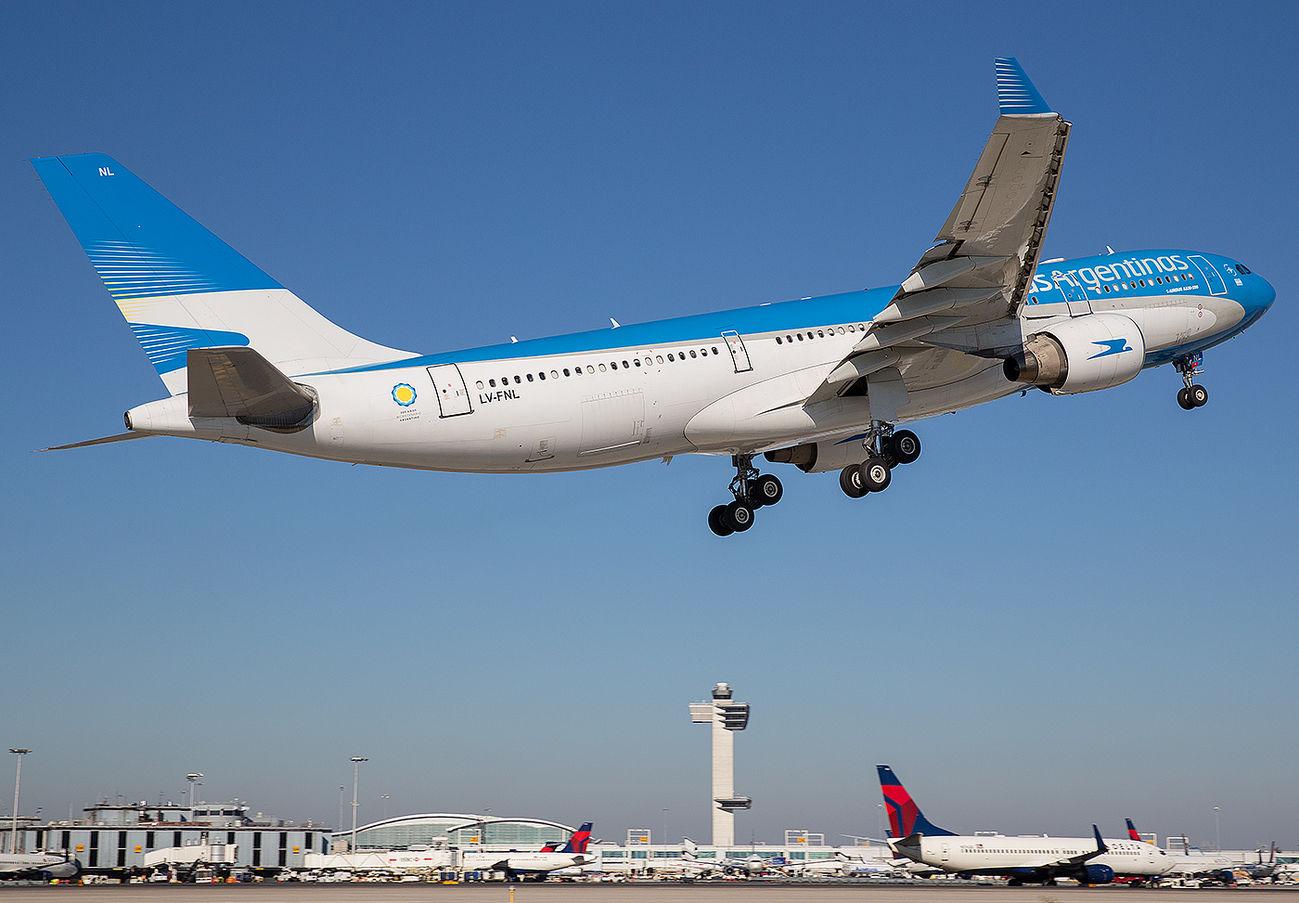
[2, 0, 1296, 849]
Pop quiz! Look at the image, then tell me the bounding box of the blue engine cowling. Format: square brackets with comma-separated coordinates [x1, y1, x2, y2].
[1079, 863, 1115, 884]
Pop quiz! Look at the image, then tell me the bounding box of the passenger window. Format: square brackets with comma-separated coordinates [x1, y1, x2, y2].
[610, 361, 618, 370]
[787, 334, 794, 341]
[562, 368, 570, 377]
[551, 370, 558, 378]
[476, 380, 484, 389]
[538, 372, 545, 380]
[586, 365, 594, 373]
[711, 347, 718, 354]
[527, 373, 534, 382]
[514, 375, 521, 384]
[656, 355, 664, 363]
[623, 360, 630, 368]
[489, 379, 496, 387]
[598, 363, 606, 372]
[817, 330, 824, 338]
[847, 325, 854, 333]
[837, 327, 845, 335]
[796, 333, 804, 341]
[776, 336, 782, 344]
[667, 353, 675, 361]
[633, 359, 640, 366]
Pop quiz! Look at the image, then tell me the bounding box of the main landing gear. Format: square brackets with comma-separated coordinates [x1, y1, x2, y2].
[707, 454, 784, 536]
[1175, 352, 1209, 410]
[839, 424, 921, 500]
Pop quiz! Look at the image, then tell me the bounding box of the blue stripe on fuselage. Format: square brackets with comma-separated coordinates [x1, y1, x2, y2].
[327, 287, 897, 373]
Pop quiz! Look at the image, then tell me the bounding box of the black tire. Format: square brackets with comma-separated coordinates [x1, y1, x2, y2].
[859, 457, 891, 492]
[753, 474, 784, 506]
[708, 505, 734, 537]
[1177, 387, 1194, 410]
[1189, 384, 1208, 407]
[839, 464, 868, 498]
[891, 429, 921, 465]
[726, 501, 755, 532]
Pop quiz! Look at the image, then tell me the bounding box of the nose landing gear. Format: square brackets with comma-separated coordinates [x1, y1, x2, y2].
[1174, 352, 1208, 410]
[707, 454, 784, 536]
[838, 424, 922, 499]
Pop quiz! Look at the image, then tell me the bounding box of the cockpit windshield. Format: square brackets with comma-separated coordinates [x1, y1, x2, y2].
[1236, 263, 1253, 274]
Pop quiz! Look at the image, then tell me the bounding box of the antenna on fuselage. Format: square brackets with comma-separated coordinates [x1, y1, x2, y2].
[1105, 245, 1116, 255]
[609, 317, 621, 328]
[510, 335, 518, 343]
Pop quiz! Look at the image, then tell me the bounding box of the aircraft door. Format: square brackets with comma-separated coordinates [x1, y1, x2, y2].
[425, 364, 473, 417]
[939, 842, 950, 863]
[721, 330, 753, 373]
[1187, 255, 1228, 296]
[1053, 273, 1092, 316]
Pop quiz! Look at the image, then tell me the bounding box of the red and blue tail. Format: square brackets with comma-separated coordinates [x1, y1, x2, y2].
[1126, 818, 1142, 842]
[560, 822, 593, 853]
[877, 765, 955, 838]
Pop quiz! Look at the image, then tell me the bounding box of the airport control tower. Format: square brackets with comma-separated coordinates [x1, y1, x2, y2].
[689, 682, 751, 846]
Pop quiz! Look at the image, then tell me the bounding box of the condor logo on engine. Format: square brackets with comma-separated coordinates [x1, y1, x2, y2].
[1088, 338, 1132, 359]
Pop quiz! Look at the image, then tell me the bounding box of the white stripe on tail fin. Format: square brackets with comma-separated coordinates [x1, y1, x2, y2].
[33, 153, 412, 394]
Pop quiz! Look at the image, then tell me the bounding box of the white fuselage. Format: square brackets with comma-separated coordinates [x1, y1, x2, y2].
[460, 850, 592, 874]
[896, 834, 1171, 878]
[126, 276, 1254, 475]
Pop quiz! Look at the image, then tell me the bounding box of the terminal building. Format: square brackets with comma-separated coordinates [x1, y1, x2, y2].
[17, 799, 330, 875]
[333, 813, 572, 851]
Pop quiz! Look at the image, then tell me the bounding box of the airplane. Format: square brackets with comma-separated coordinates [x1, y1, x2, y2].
[0, 851, 81, 882]
[771, 851, 859, 878]
[460, 821, 594, 881]
[878, 765, 1171, 886]
[31, 58, 1275, 537]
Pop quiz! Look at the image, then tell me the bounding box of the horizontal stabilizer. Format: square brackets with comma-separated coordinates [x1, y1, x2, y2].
[187, 347, 316, 430]
[40, 431, 154, 452]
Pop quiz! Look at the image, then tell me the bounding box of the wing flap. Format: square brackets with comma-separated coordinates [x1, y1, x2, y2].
[41, 431, 154, 452]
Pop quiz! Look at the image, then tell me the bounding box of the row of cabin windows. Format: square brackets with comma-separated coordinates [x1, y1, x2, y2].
[775, 324, 865, 344]
[1028, 271, 1197, 304]
[476, 346, 722, 390]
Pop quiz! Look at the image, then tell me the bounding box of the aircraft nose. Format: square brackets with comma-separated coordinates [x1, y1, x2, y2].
[1257, 274, 1277, 313]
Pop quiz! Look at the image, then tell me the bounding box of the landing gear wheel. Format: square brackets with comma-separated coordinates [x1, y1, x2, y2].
[839, 464, 868, 499]
[859, 457, 892, 492]
[752, 474, 784, 507]
[708, 505, 734, 537]
[726, 501, 755, 532]
[1188, 384, 1208, 407]
[890, 430, 921, 465]
[1177, 387, 1193, 410]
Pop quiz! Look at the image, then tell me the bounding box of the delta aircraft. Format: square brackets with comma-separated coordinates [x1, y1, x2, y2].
[33, 58, 1274, 536]
[878, 765, 1171, 886]
[460, 822, 594, 880]
[0, 851, 81, 882]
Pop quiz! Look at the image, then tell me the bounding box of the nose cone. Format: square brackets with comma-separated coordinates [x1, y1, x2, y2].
[1248, 272, 1276, 318]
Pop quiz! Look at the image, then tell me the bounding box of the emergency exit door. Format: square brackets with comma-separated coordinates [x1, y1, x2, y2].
[425, 364, 473, 417]
[721, 330, 752, 373]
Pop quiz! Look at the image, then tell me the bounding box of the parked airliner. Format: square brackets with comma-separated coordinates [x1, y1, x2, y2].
[878, 765, 1171, 886]
[460, 822, 594, 880]
[33, 58, 1274, 535]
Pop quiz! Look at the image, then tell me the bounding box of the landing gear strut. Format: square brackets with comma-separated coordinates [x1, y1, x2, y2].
[838, 423, 922, 499]
[1175, 352, 1208, 410]
[707, 454, 784, 536]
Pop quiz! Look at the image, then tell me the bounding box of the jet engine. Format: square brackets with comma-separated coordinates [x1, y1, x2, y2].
[764, 439, 864, 474]
[1003, 313, 1145, 395]
[1078, 863, 1116, 884]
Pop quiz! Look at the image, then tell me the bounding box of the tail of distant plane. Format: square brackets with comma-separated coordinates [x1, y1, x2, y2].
[876, 765, 956, 838]
[31, 153, 411, 395]
[1126, 818, 1145, 842]
[559, 822, 593, 853]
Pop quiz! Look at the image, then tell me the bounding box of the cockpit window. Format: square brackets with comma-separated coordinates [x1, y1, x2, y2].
[1236, 263, 1252, 274]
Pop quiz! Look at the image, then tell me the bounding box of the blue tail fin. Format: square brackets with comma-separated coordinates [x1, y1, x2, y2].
[33, 153, 408, 393]
[877, 765, 956, 837]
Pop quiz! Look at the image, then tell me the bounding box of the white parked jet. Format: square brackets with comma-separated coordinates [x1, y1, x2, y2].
[460, 822, 594, 880]
[33, 58, 1274, 536]
[0, 851, 80, 882]
[878, 765, 1171, 886]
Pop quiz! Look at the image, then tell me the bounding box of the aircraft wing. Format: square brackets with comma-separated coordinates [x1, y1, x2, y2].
[806, 57, 1070, 410]
[1035, 825, 1110, 869]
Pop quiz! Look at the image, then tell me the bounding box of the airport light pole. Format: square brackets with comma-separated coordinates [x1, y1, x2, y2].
[337, 786, 345, 838]
[349, 756, 368, 857]
[1213, 806, 1221, 852]
[9, 748, 31, 855]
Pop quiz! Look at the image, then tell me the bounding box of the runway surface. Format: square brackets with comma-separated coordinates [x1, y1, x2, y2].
[3, 885, 1298, 902]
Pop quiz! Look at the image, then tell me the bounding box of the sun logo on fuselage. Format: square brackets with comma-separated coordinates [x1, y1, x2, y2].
[391, 383, 417, 406]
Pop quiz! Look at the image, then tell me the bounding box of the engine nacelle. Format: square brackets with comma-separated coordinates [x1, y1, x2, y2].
[764, 438, 864, 474]
[1078, 863, 1116, 884]
[1003, 313, 1145, 395]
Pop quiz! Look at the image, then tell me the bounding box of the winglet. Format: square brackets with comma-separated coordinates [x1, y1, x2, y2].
[1093, 824, 1109, 855]
[994, 57, 1052, 116]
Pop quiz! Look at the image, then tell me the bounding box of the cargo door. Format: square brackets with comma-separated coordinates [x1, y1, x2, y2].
[578, 389, 645, 455]
[425, 364, 473, 417]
